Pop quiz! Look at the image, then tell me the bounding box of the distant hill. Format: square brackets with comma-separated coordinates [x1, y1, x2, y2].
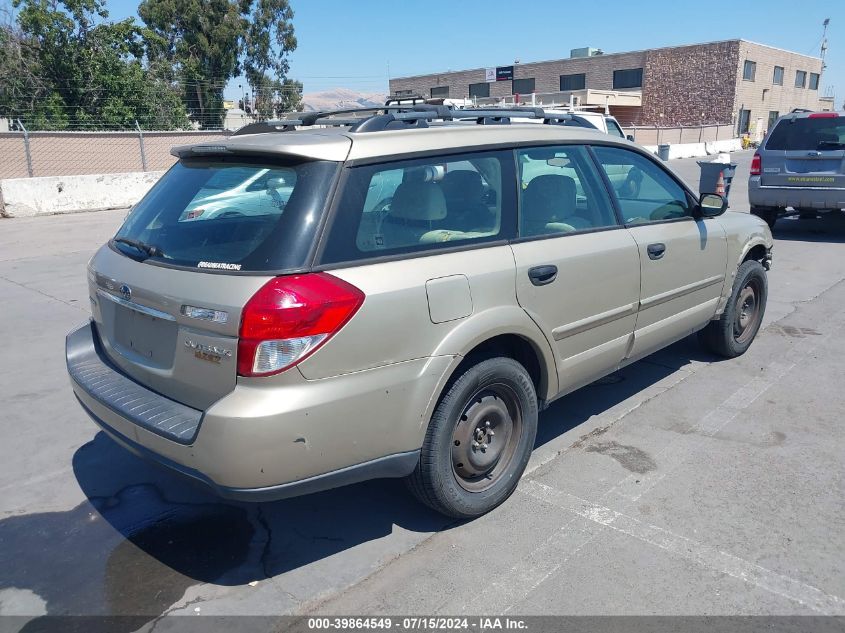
[301, 88, 386, 112]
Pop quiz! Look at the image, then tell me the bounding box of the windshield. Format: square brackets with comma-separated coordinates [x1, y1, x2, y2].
[766, 117, 845, 151]
[113, 157, 338, 272]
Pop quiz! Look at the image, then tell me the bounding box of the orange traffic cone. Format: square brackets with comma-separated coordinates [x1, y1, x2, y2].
[715, 171, 726, 196]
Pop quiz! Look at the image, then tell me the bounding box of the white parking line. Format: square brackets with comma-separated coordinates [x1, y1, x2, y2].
[521, 480, 845, 615]
[466, 307, 845, 616]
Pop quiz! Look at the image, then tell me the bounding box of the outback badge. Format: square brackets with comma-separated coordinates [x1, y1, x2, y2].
[185, 339, 233, 364]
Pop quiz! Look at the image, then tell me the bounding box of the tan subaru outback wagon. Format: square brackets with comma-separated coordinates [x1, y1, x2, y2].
[66, 106, 773, 518]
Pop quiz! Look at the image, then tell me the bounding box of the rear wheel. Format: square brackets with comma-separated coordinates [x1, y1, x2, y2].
[750, 206, 779, 229]
[407, 357, 538, 518]
[699, 260, 767, 358]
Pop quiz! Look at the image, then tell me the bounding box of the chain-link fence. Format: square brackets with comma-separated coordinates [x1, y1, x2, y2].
[0, 127, 231, 178]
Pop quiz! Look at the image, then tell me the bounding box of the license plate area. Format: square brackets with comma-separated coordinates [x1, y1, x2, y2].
[785, 158, 841, 174]
[113, 306, 177, 368]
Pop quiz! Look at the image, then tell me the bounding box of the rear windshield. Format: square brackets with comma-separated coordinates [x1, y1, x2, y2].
[113, 157, 338, 272]
[766, 117, 845, 151]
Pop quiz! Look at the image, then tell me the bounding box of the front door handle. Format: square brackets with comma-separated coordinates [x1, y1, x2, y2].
[528, 265, 558, 286]
[647, 243, 666, 260]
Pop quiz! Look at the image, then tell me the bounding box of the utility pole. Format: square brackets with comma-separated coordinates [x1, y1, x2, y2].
[821, 18, 830, 73]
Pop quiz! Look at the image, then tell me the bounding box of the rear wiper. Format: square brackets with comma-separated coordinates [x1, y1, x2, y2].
[817, 141, 845, 150]
[114, 237, 165, 258]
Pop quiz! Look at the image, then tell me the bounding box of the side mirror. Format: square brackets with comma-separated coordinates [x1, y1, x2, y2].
[697, 193, 728, 218]
[626, 134, 635, 142]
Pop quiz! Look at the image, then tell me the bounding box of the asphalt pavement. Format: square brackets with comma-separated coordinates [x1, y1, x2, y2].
[1, 150, 844, 628]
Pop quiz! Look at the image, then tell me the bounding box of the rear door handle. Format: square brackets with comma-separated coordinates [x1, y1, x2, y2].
[647, 243, 666, 260]
[528, 265, 558, 286]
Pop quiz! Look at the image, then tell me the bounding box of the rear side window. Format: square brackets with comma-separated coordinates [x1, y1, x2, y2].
[593, 146, 692, 224]
[320, 151, 516, 265]
[114, 158, 338, 272]
[766, 117, 845, 151]
[517, 145, 618, 237]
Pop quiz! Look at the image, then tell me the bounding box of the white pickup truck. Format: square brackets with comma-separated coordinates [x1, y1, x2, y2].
[541, 108, 632, 140]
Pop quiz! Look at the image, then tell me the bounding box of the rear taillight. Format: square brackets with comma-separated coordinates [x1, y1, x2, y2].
[237, 273, 365, 377]
[750, 153, 761, 176]
[808, 112, 838, 118]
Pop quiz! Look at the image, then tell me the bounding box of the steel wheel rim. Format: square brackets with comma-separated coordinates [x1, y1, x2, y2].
[734, 278, 762, 344]
[451, 383, 523, 492]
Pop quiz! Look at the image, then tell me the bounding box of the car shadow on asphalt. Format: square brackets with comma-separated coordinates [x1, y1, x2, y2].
[0, 337, 718, 630]
[770, 214, 845, 243]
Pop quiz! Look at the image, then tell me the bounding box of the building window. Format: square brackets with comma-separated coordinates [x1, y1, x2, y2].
[430, 86, 449, 98]
[738, 109, 751, 135]
[613, 68, 643, 89]
[795, 70, 807, 88]
[773, 66, 784, 85]
[767, 111, 779, 132]
[809, 73, 820, 90]
[743, 60, 756, 81]
[512, 78, 535, 95]
[559, 73, 586, 91]
[468, 82, 490, 99]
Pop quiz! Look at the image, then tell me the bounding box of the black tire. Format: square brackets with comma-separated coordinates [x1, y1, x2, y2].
[407, 357, 538, 519]
[750, 206, 778, 229]
[699, 260, 768, 358]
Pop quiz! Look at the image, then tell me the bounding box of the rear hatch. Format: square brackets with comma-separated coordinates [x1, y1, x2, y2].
[761, 114, 845, 188]
[89, 155, 340, 410]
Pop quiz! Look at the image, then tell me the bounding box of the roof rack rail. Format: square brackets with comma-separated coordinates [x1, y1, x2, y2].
[232, 106, 577, 136]
[232, 105, 447, 136]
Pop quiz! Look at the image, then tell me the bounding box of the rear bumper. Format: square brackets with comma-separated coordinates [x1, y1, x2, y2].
[749, 177, 845, 210]
[67, 321, 448, 500]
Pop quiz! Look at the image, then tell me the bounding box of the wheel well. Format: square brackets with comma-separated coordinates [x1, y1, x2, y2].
[450, 334, 545, 400]
[743, 244, 769, 267]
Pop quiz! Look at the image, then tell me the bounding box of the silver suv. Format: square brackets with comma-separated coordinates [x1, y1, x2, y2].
[750, 110, 845, 228]
[66, 106, 773, 518]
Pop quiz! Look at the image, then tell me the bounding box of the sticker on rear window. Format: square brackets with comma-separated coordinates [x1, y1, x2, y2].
[198, 261, 242, 270]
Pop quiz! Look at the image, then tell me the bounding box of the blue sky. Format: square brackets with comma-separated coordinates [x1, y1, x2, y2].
[103, 0, 843, 106]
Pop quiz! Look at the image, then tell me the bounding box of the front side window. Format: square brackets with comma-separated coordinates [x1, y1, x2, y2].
[431, 86, 449, 98]
[613, 68, 643, 89]
[320, 151, 515, 265]
[512, 78, 535, 95]
[795, 70, 807, 88]
[114, 158, 337, 272]
[517, 145, 618, 237]
[809, 73, 820, 90]
[773, 66, 784, 85]
[593, 146, 692, 225]
[743, 60, 756, 81]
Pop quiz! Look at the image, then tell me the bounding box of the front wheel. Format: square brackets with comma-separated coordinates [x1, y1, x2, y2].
[699, 260, 768, 358]
[406, 357, 538, 518]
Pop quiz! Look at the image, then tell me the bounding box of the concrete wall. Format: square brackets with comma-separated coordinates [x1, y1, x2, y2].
[0, 171, 163, 218]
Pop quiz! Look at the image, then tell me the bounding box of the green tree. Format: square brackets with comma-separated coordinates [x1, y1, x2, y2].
[138, 0, 299, 127]
[139, 0, 244, 128]
[0, 0, 189, 130]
